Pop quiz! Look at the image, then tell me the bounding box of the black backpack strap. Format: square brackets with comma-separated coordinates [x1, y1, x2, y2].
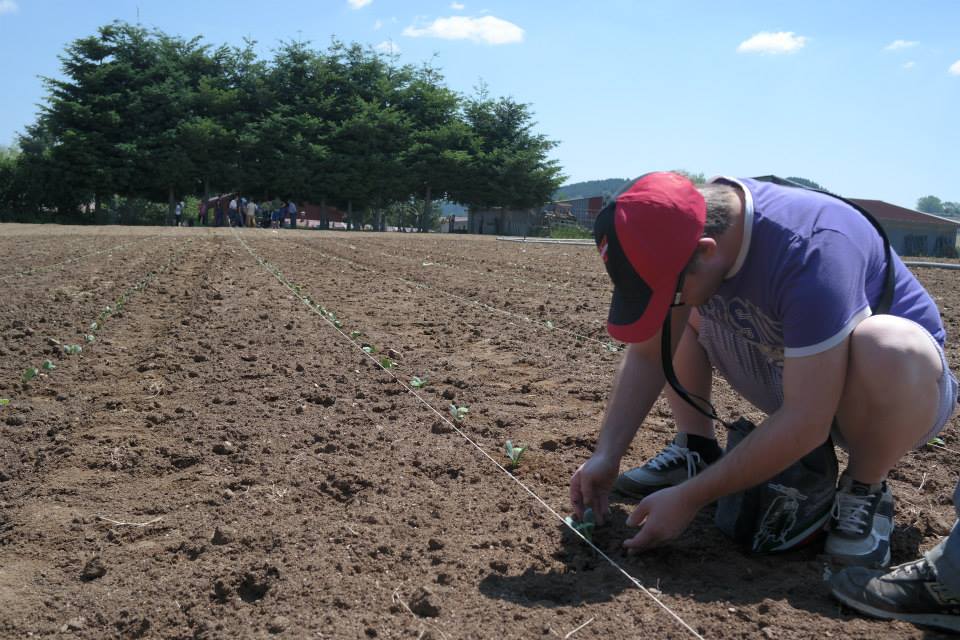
[752, 176, 895, 314]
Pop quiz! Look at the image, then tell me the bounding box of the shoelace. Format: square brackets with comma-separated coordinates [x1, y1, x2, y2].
[647, 443, 704, 478]
[831, 490, 876, 535]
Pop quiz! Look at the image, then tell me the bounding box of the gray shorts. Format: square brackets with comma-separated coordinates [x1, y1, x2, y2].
[697, 317, 958, 450]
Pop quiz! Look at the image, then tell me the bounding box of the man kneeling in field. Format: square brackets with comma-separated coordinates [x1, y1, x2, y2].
[570, 172, 958, 581]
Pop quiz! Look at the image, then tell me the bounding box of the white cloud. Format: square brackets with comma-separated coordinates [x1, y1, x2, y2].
[902, 61, 915, 70]
[885, 39, 918, 51]
[451, 2, 465, 9]
[950, 60, 960, 76]
[737, 31, 807, 55]
[0, 0, 19, 15]
[403, 15, 523, 45]
[375, 40, 400, 54]
[348, 0, 372, 9]
[373, 19, 383, 30]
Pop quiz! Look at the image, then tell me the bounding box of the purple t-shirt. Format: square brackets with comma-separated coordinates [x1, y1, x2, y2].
[699, 177, 945, 364]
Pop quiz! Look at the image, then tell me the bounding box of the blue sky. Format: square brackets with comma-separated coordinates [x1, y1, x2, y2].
[1, 0, 958, 208]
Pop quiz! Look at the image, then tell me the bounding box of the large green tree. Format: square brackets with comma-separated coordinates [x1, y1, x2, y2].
[452, 88, 564, 211]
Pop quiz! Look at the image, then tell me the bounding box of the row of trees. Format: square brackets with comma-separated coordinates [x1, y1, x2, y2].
[917, 196, 960, 218]
[0, 21, 564, 228]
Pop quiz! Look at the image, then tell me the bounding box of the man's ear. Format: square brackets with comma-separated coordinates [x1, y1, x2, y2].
[696, 237, 718, 262]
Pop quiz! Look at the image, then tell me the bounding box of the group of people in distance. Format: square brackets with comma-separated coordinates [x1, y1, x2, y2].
[189, 195, 301, 229]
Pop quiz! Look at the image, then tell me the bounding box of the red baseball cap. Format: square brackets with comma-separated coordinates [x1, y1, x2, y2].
[593, 172, 706, 343]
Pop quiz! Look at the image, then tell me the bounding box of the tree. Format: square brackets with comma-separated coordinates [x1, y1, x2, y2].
[400, 62, 472, 231]
[452, 87, 565, 211]
[917, 195, 945, 214]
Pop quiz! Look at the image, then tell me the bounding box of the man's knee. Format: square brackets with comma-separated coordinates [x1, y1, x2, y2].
[847, 315, 943, 396]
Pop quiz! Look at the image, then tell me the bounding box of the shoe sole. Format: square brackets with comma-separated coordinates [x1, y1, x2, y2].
[826, 547, 892, 570]
[831, 587, 960, 632]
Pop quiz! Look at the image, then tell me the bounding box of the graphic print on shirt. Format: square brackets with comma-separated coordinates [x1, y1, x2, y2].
[700, 295, 784, 367]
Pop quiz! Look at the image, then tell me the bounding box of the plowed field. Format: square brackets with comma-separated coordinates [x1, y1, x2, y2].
[0, 224, 956, 639]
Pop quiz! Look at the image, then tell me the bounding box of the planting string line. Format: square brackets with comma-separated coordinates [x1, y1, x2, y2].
[231, 229, 705, 640]
[0, 235, 161, 282]
[282, 237, 622, 353]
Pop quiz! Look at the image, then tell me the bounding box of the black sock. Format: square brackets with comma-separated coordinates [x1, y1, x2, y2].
[686, 433, 723, 464]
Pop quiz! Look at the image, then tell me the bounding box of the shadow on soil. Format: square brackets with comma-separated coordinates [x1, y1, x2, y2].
[479, 501, 925, 620]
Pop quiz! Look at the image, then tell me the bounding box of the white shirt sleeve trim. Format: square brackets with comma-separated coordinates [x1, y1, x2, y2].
[784, 306, 872, 358]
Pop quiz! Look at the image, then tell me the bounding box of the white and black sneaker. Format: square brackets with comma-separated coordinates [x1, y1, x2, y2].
[830, 554, 960, 632]
[613, 433, 721, 498]
[825, 474, 894, 568]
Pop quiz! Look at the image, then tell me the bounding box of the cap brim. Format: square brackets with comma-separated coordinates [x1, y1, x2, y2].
[607, 283, 674, 343]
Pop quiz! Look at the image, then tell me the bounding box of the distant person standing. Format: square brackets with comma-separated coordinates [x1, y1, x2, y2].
[199, 200, 208, 226]
[174, 201, 183, 227]
[287, 199, 297, 229]
[245, 199, 257, 228]
[228, 196, 239, 227]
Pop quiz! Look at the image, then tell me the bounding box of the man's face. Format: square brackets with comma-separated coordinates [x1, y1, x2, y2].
[676, 239, 726, 307]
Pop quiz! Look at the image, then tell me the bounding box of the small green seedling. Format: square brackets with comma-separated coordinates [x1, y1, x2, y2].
[21, 367, 39, 383]
[41, 359, 56, 371]
[504, 440, 527, 468]
[545, 320, 555, 329]
[929, 436, 946, 447]
[333, 320, 343, 329]
[0, 399, 10, 407]
[63, 344, 82, 355]
[362, 345, 377, 354]
[564, 508, 596, 542]
[85, 334, 96, 343]
[449, 403, 469, 422]
[410, 376, 427, 389]
[350, 331, 362, 339]
[380, 356, 396, 369]
[90, 322, 98, 331]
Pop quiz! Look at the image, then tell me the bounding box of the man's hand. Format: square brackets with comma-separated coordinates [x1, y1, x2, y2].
[622, 485, 701, 552]
[569, 454, 619, 526]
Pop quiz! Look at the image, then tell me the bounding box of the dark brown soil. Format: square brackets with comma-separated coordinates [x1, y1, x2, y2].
[0, 224, 956, 639]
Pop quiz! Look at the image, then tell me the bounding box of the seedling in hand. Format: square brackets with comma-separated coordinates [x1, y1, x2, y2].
[564, 507, 596, 542]
[504, 440, 527, 468]
[449, 403, 469, 422]
[21, 367, 39, 383]
[42, 359, 56, 371]
[410, 376, 427, 389]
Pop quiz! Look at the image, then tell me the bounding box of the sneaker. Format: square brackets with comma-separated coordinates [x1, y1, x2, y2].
[825, 474, 894, 568]
[613, 433, 717, 498]
[830, 557, 960, 633]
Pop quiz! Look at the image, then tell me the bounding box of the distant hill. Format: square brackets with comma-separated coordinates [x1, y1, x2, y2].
[554, 178, 630, 201]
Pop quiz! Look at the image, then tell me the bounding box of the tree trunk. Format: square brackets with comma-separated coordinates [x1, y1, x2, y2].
[421, 185, 432, 233]
[320, 197, 328, 229]
[94, 193, 102, 224]
[167, 186, 175, 226]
